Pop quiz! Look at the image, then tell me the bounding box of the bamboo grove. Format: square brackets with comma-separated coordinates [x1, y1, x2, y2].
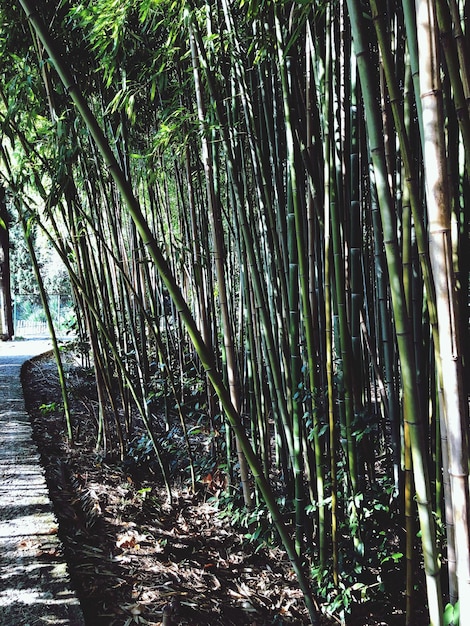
[0, 0, 469, 624]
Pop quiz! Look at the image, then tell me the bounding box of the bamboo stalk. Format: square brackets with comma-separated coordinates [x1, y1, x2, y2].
[416, 0, 470, 617]
[323, 5, 339, 583]
[18, 3, 320, 620]
[20, 211, 73, 441]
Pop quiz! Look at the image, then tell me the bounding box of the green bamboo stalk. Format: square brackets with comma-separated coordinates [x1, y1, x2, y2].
[304, 20, 327, 568]
[369, 167, 401, 492]
[19, 211, 73, 441]
[401, 0, 425, 145]
[447, 0, 470, 110]
[349, 94, 363, 419]
[400, 138, 417, 624]
[330, 161, 358, 496]
[324, 147, 339, 587]
[403, 418, 415, 624]
[329, 4, 361, 500]
[287, 204, 305, 555]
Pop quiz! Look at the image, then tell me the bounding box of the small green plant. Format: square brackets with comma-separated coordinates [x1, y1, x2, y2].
[213, 493, 287, 552]
[136, 486, 152, 500]
[124, 434, 158, 478]
[443, 601, 459, 626]
[39, 402, 58, 415]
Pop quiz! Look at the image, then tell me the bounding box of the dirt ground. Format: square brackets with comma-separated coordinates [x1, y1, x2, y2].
[20, 347, 406, 626]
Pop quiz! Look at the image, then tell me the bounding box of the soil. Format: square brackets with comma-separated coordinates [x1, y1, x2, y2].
[20, 347, 407, 626]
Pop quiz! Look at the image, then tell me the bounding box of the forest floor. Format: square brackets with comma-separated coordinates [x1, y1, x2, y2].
[20, 346, 407, 626]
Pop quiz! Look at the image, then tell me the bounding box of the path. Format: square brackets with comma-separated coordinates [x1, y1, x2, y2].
[0, 339, 85, 625]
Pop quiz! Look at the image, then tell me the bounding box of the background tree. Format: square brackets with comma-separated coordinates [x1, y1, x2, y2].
[0, 185, 13, 339]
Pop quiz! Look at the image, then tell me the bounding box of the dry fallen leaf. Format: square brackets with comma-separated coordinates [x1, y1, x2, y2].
[117, 532, 147, 549]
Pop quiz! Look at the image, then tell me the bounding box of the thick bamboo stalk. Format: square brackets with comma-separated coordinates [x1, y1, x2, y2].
[324, 156, 338, 588]
[435, 0, 470, 177]
[447, 0, 470, 110]
[416, 0, 470, 617]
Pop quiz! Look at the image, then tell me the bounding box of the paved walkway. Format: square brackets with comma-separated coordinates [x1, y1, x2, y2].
[0, 339, 85, 625]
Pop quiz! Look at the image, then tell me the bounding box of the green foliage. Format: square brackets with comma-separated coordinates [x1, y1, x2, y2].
[10, 224, 38, 296]
[443, 601, 459, 626]
[213, 493, 283, 553]
[124, 433, 162, 480]
[39, 402, 59, 415]
[311, 566, 356, 618]
[307, 468, 406, 617]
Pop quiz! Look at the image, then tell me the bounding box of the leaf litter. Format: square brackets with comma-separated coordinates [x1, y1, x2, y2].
[21, 351, 324, 625]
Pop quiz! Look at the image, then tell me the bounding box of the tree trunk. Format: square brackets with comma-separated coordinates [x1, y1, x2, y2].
[0, 186, 13, 340]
